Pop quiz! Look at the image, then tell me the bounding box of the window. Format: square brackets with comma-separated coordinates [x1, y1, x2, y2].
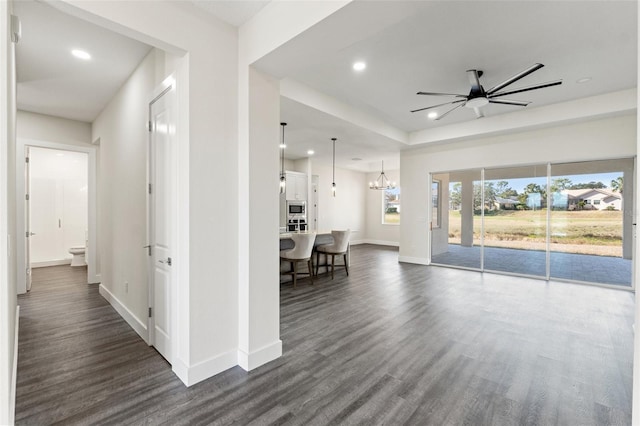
[594, 199, 601, 205]
[383, 187, 400, 224]
[432, 180, 440, 228]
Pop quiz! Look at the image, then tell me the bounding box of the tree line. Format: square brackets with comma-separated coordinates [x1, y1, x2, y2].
[449, 176, 623, 211]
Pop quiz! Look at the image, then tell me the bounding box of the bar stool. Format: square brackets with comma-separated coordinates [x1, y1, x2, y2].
[315, 230, 350, 279]
[280, 233, 316, 288]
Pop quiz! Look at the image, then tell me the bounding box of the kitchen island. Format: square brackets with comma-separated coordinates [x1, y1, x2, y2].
[279, 231, 333, 251]
[279, 231, 350, 282]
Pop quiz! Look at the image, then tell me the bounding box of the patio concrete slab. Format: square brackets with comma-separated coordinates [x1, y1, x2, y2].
[432, 244, 631, 287]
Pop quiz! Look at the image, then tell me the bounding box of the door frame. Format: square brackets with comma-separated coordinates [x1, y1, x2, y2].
[146, 74, 178, 364]
[15, 138, 98, 293]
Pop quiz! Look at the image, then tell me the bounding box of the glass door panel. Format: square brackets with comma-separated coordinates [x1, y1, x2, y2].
[550, 159, 633, 287]
[431, 169, 482, 269]
[482, 165, 548, 277]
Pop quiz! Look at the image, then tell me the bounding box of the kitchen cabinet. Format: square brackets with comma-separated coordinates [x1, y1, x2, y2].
[285, 171, 307, 200]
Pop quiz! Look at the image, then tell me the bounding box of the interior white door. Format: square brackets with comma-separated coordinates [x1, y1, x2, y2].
[25, 147, 32, 291]
[148, 84, 175, 363]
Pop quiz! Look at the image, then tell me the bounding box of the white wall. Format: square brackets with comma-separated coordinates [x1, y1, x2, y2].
[365, 168, 400, 246]
[92, 48, 160, 340]
[0, 0, 17, 422]
[312, 162, 367, 242]
[17, 111, 91, 146]
[29, 148, 88, 265]
[400, 114, 637, 264]
[238, 67, 282, 370]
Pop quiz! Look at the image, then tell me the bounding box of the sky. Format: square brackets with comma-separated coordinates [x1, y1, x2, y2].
[486, 172, 622, 193]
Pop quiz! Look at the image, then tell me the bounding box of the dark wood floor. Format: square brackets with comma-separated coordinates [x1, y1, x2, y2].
[16, 245, 634, 425]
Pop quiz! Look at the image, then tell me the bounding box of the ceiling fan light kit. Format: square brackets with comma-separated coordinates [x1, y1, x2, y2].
[412, 63, 562, 120]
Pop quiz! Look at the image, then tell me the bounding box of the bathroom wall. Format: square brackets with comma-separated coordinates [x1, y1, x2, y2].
[29, 147, 88, 266]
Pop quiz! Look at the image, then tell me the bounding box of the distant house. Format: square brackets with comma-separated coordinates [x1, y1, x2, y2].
[386, 199, 400, 213]
[494, 196, 518, 210]
[560, 189, 622, 210]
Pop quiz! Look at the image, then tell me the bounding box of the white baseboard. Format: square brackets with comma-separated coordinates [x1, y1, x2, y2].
[98, 284, 148, 343]
[31, 259, 71, 268]
[173, 350, 238, 387]
[398, 256, 430, 265]
[89, 273, 101, 285]
[9, 305, 19, 425]
[238, 340, 283, 372]
[359, 239, 400, 247]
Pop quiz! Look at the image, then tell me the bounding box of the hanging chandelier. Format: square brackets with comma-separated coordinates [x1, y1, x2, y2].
[279, 122, 287, 194]
[331, 138, 337, 197]
[369, 161, 396, 190]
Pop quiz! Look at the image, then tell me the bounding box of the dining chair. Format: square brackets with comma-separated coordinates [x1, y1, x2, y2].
[315, 230, 350, 279]
[280, 232, 316, 288]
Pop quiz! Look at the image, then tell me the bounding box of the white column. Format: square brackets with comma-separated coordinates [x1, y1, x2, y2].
[460, 174, 475, 247]
[237, 67, 282, 370]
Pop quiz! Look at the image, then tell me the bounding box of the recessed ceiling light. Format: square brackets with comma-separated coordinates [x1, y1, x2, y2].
[353, 61, 366, 71]
[71, 49, 91, 60]
[307, 150, 314, 155]
[576, 77, 592, 84]
[427, 111, 438, 119]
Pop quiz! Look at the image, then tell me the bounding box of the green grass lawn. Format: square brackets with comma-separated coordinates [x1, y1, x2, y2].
[447, 209, 623, 256]
[384, 213, 400, 224]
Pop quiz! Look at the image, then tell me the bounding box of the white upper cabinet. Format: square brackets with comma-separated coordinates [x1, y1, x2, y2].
[285, 171, 307, 201]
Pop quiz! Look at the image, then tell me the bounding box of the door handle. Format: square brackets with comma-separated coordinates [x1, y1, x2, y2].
[29, 232, 36, 236]
[158, 257, 172, 266]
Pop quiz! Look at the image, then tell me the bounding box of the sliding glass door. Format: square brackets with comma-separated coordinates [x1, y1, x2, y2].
[431, 170, 482, 270]
[483, 165, 547, 277]
[549, 159, 633, 286]
[430, 158, 633, 288]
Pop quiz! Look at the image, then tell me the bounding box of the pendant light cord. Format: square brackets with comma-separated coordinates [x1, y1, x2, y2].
[280, 122, 286, 177]
[332, 138, 336, 183]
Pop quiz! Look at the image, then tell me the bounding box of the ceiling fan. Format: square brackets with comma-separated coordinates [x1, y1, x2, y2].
[411, 63, 562, 120]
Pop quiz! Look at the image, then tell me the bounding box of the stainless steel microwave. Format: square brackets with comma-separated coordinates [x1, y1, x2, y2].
[288, 202, 305, 215]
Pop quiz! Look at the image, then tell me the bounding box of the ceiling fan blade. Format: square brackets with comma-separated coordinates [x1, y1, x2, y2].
[473, 107, 484, 118]
[486, 63, 544, 95]
[467, 69, 482, 93]
[488, 99, 530, 107]
[488, 80, 562, 98]
[417, 91, 467, 97]
[410, 99, 466, 113]
[435, 102, 465, 121]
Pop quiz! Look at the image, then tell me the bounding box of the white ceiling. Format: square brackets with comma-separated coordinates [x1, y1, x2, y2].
[189, 0, 269, 27]
[14, 0, 152, 123]
[256, 1, 637, 133]
[12, 1, 637, 172]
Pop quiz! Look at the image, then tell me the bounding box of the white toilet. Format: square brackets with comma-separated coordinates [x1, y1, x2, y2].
[69, 247, 86, 267]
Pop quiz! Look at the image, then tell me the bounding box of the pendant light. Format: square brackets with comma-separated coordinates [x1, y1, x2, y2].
[369, 160, 396, 190]
[279, 122, 287, 194]
[331, 137, 337, 197]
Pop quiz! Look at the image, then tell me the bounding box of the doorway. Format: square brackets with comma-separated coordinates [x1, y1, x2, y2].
[16, 139, 97, 294]
[28, 147, 88, 271]
[147, 77, 177, 364]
